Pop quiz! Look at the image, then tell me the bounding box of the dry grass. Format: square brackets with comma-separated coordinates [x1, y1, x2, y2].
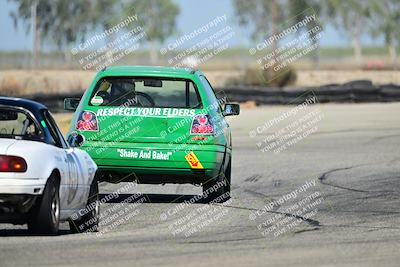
[0, 70, 96, 96]
[1, 69, 400, 97]
[0, 70, 240, 95]
[1, 75, 22, 96]
[53, 113, 73, 135]
[295, 70, 400, 87]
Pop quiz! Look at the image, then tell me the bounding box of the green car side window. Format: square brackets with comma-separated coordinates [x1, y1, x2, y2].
[199, 75, 223, 114]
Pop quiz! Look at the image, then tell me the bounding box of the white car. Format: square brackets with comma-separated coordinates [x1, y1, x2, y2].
[0, 97, 98, 235]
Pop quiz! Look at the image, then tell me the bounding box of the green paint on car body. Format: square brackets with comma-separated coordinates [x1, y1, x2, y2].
[66, 66, 238, 186]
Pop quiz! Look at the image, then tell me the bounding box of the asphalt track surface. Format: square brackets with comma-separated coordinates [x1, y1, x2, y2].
[1, 103, 399, 267]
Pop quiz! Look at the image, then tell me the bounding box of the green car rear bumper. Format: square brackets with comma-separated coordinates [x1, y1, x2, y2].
[82, 141, 227, 184]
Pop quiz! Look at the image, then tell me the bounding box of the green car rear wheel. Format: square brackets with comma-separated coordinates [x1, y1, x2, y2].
[203, 159, 231, 203]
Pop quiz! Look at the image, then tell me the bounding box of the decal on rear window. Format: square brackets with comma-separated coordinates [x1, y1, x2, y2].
[91, 96, 104, 106]
[96, 107, 196, 117]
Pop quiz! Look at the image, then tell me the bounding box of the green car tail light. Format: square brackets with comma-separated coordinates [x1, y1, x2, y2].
[76, 111, 99, 131]
[190, 114, 214, 135]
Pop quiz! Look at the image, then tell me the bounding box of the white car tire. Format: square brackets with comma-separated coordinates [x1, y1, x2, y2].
[27, 174, 60, 236]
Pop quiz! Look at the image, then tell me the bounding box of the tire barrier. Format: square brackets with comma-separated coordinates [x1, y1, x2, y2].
[217, 80, 400, 105]
[27, 92, 83, 112]
[9, 80, 400, 113]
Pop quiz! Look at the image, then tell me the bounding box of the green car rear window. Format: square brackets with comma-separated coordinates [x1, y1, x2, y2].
[89, 77, 203, 109]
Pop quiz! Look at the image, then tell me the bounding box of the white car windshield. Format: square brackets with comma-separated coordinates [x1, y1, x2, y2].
[0, 108, 40, 139]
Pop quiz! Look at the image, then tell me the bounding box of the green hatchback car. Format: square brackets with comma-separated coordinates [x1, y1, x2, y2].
[65, 66, 239, 202]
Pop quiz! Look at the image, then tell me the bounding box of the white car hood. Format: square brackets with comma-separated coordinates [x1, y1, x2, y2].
[0, 138, 17, 154]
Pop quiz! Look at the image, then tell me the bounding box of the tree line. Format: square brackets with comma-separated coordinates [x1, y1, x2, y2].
[233, 0, 400, 65]
[9, 0, 400, 67]
[9, 0, 179, 66]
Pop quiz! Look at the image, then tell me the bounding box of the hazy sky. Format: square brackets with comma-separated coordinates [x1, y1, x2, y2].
[0, 0, 383, 52]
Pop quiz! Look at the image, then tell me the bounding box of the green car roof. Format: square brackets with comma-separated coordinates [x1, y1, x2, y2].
[99, 66, 201, 79]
